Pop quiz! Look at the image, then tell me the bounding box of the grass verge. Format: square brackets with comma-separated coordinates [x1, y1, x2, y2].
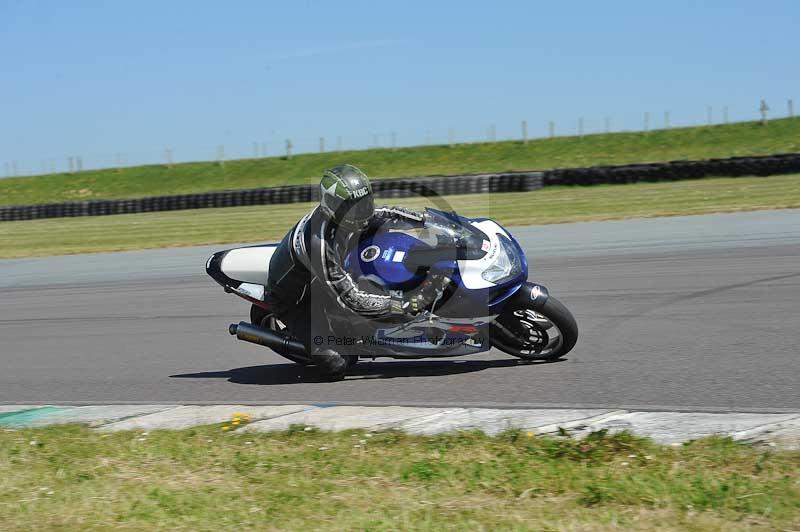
[0, 425, 798, 530]
[1, 118, 800, 206]
[1, 174, 798, 259]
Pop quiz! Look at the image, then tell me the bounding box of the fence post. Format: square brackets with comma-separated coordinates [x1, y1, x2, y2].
[285, 139, 292, 159]
[760, 99, 769, 125]
[788, 99, 795, 118]
[319, 137, 325, 153]
[548, 121, 555, 138]
[521, 120, 528, 144]
[723, 106, 729, 124]
[664, 111, 670, 129]
[490, 124, 496, 142]
[644, 112, 650, 132]
[707, 106, 712, 125]
[391, 131, 397, 149]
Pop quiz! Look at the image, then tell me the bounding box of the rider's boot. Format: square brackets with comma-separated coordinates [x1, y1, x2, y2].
[312, 348, 347, 381]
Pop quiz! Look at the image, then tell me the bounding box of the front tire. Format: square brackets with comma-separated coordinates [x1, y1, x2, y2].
[491, 295, 578, 361]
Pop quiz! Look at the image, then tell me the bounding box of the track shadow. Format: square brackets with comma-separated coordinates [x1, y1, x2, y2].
[170, 357, 564, 385]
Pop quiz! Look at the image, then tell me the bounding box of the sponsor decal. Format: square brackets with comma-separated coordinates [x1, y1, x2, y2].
[530, 285, 544, 300]
[481, 240, 491, 252]
[381, 248, 392, 260]
[360, 245, 380, 262]
[351, 186, 369, 199]
[392, 250, 406, 262]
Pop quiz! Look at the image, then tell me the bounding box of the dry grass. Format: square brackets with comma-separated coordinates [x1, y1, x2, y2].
[0, 425, 798, 530]
[1, 174, 799, 258]
[2, 117, 800, 206]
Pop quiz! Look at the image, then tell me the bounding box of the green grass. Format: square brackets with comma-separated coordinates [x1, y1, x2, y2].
[0, 424, 798, 530]
[1, 174, 798, 259]
[2, 118, 800, 206]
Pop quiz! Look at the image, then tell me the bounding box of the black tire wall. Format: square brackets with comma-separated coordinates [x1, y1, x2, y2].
[2, 153, 799, 222]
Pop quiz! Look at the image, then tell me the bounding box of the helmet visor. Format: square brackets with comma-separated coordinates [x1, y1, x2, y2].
[335, 194, 374, 228]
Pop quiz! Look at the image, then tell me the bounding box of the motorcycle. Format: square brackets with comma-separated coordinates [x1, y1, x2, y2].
[206, 207, 578, 370]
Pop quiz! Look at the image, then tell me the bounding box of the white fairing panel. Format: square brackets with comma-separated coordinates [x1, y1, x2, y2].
[457, 220, 510, 289]
[220, 246, 277, 285]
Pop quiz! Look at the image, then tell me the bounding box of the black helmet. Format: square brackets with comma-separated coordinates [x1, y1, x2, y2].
[319, 164, 374, 229]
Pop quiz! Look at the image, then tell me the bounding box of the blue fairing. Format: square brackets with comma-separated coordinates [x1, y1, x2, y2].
[344, 209, 528, 317]
[343, 231, 433, 289]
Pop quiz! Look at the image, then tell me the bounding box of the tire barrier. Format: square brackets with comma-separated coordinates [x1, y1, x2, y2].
[542, 152, 800, 186]
[1, 152, 798, 222]
[0, 172, 543, 222]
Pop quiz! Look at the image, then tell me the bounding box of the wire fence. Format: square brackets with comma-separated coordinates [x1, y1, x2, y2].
[2, 97, 796, 179]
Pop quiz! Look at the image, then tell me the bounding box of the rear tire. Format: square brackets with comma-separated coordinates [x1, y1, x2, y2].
[491, 296, 578, 361]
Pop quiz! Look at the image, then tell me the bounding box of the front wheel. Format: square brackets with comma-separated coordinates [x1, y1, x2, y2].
[491, 295, 578, 361]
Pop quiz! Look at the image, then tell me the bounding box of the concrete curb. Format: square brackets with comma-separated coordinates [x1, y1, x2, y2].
[1, 405, 798, 448]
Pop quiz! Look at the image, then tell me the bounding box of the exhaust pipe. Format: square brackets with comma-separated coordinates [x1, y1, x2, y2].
[228, 321, 313, 364]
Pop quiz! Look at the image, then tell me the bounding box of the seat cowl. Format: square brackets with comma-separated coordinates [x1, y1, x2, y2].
[206, 245, 277, 288]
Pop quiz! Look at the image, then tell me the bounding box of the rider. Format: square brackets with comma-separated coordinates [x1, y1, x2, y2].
[267, 164, 425, 380]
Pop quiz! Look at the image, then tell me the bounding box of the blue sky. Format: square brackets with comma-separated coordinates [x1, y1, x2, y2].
[1, 0, 798, 174]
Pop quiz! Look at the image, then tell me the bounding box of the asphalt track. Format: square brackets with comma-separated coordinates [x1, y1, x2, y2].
[1, 210, 798, 411]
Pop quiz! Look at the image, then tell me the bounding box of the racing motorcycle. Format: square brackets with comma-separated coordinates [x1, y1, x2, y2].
[206, 208, 578, 369]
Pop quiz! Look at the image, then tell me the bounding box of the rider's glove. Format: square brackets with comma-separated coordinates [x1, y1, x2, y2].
[407, 294, 425, 316]
[388, 275, 450, 318]
[388, 290, 426, 318]
[406, 281, 447, 317]
[389, 290, 412, 316]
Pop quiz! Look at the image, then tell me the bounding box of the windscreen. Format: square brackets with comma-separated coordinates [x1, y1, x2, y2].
[384, 208, 488, 260]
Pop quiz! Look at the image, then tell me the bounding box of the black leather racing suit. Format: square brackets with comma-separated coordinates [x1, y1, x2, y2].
[267, 205, 424, 353]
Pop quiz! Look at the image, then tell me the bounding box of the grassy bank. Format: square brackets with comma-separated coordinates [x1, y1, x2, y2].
[2, 118, 800, 206]
[0, 425, 797, 530]
[1, 174, 798, 259]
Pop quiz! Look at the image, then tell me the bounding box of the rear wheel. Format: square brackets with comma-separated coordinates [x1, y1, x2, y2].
[491, 296, 578, 361]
